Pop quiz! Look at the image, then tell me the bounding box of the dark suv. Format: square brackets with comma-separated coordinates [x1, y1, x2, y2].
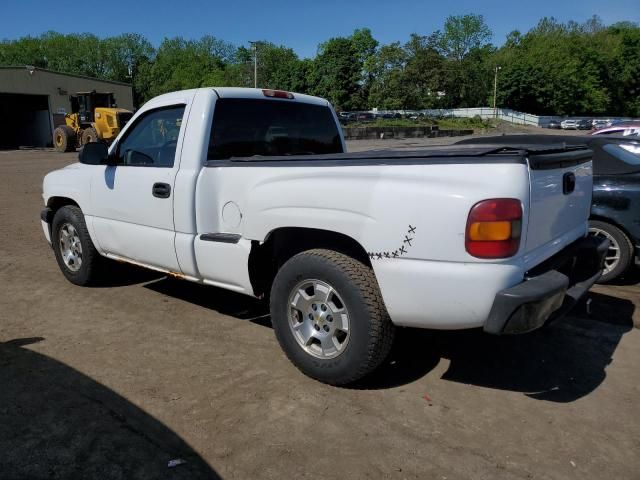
[577, 119, 593, 130]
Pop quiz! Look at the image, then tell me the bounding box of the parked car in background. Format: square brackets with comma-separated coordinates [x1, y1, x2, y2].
[547, 119, 561, 129]
[457, 134, 640, 282]
[577, 119, 593, 130]
[592, 119, 609, 130]
[356, 112, 375, 122]
[337, 112, 352, 125]
[586, 137, 640, 281]
[591, 122, 640, 137]
[561, 119, 579, 130]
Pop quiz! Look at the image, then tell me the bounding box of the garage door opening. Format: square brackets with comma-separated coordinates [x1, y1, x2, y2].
[0, 93, 52, 149]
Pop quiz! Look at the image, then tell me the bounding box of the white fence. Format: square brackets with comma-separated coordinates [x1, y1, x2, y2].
[374, 107, 555, 127]
[422, 107, 556, 127]
[373, 107, 635, 128]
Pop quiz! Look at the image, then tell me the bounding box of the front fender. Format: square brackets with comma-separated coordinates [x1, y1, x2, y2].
[43, 163, 92, 211]
[42, 163, 101, 249]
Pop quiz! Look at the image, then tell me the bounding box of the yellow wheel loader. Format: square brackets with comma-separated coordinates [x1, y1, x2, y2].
[53, 91, 133, 152]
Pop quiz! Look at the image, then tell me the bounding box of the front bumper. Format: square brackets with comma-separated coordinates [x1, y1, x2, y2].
[484, 236, 609, 334]
[41, 207, 53, 244]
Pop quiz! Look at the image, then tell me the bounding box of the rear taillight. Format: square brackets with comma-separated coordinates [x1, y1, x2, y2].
[465, 199, 522, 259]
[262, 89, 294, 99]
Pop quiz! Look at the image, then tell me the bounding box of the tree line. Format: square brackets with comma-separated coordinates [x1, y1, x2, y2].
[1, 15, 638, 116]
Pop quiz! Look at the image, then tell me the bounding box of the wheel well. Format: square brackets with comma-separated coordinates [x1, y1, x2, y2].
[47, 197, 80, 215]
[590, 215, 635, 245]
[248, 227, 371, 298]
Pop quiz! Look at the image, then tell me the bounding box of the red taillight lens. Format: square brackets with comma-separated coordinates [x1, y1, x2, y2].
[465, 199, 522, 259]
[262, 89, 294, 99]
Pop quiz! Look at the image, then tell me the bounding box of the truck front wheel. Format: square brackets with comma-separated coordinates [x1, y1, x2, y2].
[51, 206, 103, 286]
[270, 249, 395, 385]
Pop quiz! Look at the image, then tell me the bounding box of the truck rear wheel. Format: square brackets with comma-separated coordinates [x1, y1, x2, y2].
[51, 206, 103, 286]
[53, 126, 76, 152]
[81, 127, 99, 145]
[270, 249, 395, 385]
[589, 220, 634, 283]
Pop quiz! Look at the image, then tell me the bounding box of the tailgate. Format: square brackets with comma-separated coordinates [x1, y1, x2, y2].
[525, 148, 593, 257]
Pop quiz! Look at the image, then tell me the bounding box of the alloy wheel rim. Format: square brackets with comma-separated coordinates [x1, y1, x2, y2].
[58, 223, 83, 272]
[288, 279, 350, 359]
[589, 227, 620, 275]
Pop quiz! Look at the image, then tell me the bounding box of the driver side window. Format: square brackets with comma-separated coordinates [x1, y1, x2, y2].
[117, 105, 186, 167]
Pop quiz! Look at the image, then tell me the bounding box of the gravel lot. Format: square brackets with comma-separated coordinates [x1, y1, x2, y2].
[1, 136, 639, 479]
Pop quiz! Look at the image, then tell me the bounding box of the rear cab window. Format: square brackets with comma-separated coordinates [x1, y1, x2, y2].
[208, 98, 343, 160]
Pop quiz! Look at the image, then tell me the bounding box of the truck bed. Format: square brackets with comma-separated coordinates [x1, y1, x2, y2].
[205, 144, 592, 169]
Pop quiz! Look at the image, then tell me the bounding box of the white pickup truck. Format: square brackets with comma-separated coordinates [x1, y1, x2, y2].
[41, 87, 608, 385]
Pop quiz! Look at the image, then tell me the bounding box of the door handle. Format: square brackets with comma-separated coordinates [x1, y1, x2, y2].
[562, 173, 576, 195]
[152, 182, 171, 198]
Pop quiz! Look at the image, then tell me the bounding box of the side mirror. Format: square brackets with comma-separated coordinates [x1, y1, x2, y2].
[79, 142, 112, 165]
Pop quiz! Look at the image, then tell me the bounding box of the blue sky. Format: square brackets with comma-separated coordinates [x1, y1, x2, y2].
[2, 0, 639, 58]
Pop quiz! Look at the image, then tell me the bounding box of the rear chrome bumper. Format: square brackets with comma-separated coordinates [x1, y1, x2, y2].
[484, 236, 609, 334]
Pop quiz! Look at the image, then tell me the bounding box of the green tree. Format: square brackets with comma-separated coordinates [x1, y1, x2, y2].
[234, 42, 302, 90]
[311, 36, 362, 110]
[145, 36, 236, 98]
[403, 34, 447, 108]
[367, 42, 409, 109]
[606, 22, 640, 116]
[103, 34, 154, 106]
[437, 14, 492, 62]
[430, 15, 494, 107]
[350, 28, 379, 106]
[495, 16, 622, 115]
[1, 18, 638, 115]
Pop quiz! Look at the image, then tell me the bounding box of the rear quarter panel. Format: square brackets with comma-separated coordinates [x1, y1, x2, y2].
[196, 160, 533, 328]
[199, 162, 532, 263]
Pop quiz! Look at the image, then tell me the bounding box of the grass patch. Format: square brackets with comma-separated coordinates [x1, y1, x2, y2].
[436, 117, 495, 129]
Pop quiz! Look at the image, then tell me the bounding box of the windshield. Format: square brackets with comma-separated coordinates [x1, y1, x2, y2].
[208, 98, 343, 160]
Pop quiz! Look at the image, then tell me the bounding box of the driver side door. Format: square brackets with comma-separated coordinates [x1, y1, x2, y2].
[90, 104, 187, 272]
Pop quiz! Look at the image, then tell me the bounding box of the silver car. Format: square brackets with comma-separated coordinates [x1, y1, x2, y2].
[561, 119, 579, 130]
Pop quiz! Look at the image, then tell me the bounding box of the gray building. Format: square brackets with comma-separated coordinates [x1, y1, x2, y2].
[0, 66, 133, 148]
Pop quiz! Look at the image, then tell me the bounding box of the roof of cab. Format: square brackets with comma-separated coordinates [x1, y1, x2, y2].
[140, 87, 331, 111]
[143, 88, 200, 106]
[212, 87, 329, 106]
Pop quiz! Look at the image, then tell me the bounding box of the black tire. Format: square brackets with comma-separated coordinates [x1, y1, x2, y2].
[51, 206, 103, 286]
[81, 127, 99, 145]
[53, 126, 76, 152]
[270, 249, 395, 386]
[589, 220, 634, 283]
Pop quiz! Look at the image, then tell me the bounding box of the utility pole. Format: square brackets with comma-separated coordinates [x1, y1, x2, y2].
[249, 41, 258, 88]
[493, 66, 502, 119]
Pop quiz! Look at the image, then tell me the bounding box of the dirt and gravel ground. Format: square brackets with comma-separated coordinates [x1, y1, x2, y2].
[1, 134, 639, 479]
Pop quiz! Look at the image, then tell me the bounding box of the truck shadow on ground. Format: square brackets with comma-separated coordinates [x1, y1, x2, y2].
[142, 275, 634, 402]
[0, 337, 221, 480]
[90, 262, 166, 288]
[607, 267, 640, 286]
[144, 276, 271, 324]
[366, 292, 635, 401]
